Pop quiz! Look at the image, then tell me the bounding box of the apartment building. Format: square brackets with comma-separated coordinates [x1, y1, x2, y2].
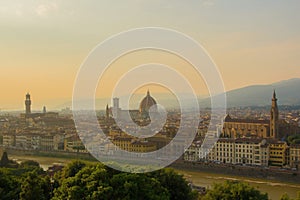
[3, 135, 15, 147]
[113, 137, 156, 153]
[289, 144, 300, 169]
[185, 138, 269, 166]
[269, 141, 288, 167]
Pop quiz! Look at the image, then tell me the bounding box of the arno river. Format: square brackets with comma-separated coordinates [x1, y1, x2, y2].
[9, 155, 300, 200]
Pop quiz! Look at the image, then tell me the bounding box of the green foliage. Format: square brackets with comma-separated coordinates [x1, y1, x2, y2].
[280, 193, 292, 200]
[287, 134, 300, 144]
[149, 168, 196, 200]
[0, 169, 20, 200]
[17, 160, 45, 176]
[7, 159, 296, 200]
[0, 152, 10, 167]
[19, 171, 51, 200]
[280, 192, 300, 200]
[52, 162, 197, 200]
[20, 160, 40, 168]
[0, 157, 50, 200]
[60, 160, 86, 179]
[53, 163, 112, 200]
[110, 173, 169, 200]
[201, 180, 268, 200]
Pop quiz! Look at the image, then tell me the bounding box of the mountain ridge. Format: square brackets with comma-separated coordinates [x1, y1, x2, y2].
[56, 78, 300, 110]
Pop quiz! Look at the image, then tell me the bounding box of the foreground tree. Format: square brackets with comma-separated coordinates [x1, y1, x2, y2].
[0, 169, 20, 200]
[60, 160, 86, 179]
[19, 171, 51, 200]
[0, 152, 9, 167]
[201, 180, 268, 200]
[149, 168, 198, 200]
[280, 192, 300, 200]
[281, 193, 292, 200]
[53, 163, 113, 200]
[110, 173, 170, 200]
[53, 161, 198, 200]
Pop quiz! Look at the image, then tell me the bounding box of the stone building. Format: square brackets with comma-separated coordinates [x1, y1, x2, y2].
[185, 138, 269, 166]
[222, 91, 291, 139]
[289, 144, 300, 169]
[222, 116, 270, 138]
[112, 136, 156, 153]
[268, 141, 288, 167]
[64, 135, 87, 153]
[3, 135, 15, 147]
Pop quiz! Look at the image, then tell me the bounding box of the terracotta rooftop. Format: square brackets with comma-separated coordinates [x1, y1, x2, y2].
[224, 114, 269, 124]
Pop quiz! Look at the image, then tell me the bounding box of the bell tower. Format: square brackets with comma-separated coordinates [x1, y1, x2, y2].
[270, 90, 279, 138]
[106, 104, 109, 119]
[25, 93, 31, 115]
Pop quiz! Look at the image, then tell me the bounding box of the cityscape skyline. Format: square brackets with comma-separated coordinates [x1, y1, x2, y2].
[1, 1, 300, 199]
[1, 77, 300, 111]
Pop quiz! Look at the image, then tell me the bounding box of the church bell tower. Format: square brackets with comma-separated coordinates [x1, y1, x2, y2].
[25, 93, 31, 115]
[270, 90, 279, 138]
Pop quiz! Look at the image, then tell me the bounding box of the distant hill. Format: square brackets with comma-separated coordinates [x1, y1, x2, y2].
[59, 93, 200, 110]
[223, 78, 300, 107]
[57, 78, 300, 110]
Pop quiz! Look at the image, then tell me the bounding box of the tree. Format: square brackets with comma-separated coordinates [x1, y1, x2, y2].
[0, 151, 10, 167]
[287, 134, 300, 145]
[0, 169, 20, 200]
[280, 192, 300, 200]
[110, 173, 169, 200]
[201, 181, 268, 200]
[149, 168, 197, 200]
[53, 163, 113, 200]
[19, 171, 51, 200]
[19, 160, 45, 176]
[20, 160, 40, 168]
[280, 193, 292, 200]
[60, 160, 86, 179]
[52, 162, 197, 200]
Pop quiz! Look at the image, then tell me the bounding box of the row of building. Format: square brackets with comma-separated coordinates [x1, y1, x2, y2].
[184, 138, 300, 169]
[2, 133, 86, 153]
[184, 91, 300, 169]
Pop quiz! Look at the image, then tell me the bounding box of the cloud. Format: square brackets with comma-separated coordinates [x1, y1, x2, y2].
[0, 2, 59, 18]
[35, 2, 58, 17]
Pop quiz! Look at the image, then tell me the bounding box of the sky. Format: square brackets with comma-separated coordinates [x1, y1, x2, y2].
[0, 0, 300, 110]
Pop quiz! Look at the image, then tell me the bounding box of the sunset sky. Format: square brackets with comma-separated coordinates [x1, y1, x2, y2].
[0, 0, 300, 110]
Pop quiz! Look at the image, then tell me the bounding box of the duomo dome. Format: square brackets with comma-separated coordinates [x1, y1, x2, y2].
[139, 90, 157, 114]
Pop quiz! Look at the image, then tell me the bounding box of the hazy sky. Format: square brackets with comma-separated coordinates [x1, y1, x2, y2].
[0, 0, 300, 110]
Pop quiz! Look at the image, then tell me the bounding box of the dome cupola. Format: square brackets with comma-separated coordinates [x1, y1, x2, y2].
[139, 90, 157, 114]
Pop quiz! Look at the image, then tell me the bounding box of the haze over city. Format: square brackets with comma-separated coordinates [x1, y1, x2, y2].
[1, 0, 300, 110]
[1, 1, 300, 199]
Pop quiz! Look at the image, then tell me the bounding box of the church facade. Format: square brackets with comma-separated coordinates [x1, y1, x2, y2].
[222, 91, 284, 139]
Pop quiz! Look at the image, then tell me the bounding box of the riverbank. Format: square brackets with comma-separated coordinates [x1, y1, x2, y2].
[2, 147, 96, 161]
[173, 169, 300, 200]
[4, 151, 300, 200]
[3, 147, 299, 184]
[170, 160, 300, 184]
[7, 153, 300, 200]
